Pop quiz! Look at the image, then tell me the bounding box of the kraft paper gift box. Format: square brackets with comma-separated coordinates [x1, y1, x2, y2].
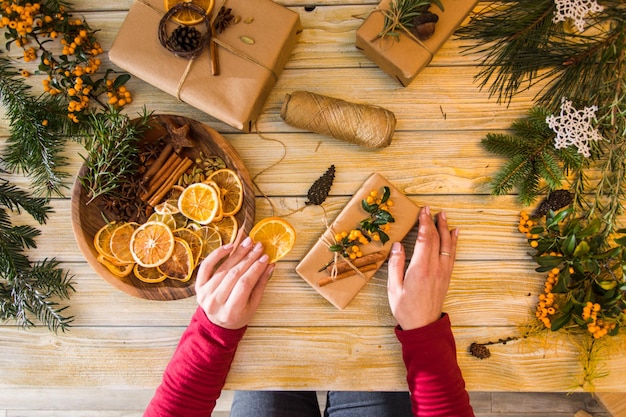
[296, 173, 420, 309]
[109, 0, 301, 131]
[355, 0, 477, 86]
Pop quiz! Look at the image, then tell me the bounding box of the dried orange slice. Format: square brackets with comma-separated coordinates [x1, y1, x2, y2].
[109, 222, 137, 264]
[173, 228, 203, 265]
[97, 254, 134, 278]
[154, 199, 180, 215]
[148, 212, 177, 229]
[164, 0, 215, 25]
[190, 224, 222, 261]
[178, 182, 220, 225]
[207, 169, 243, 217]
[212, 215, 238, 245]
[94, 222, 123, 262]
[249, 217, 296, 263]
[134, 264, 167, 284]
[130, 221, 175, 267]
[158, 237, 194, 282]
[167, 185, 185, 200]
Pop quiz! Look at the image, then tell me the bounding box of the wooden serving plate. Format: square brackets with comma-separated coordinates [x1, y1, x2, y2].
[71, 114, 255, 301]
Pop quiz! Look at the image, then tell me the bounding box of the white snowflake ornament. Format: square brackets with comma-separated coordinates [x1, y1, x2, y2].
[546, 98, 602, 158]
[552, 0, 604, 32]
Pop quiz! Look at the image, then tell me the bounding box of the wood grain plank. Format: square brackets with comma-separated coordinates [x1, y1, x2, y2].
[1, 326, 624, 392]
[597, 393, 626, 417]
[52, 258, 543, 327]
[491, 392, 608, 413]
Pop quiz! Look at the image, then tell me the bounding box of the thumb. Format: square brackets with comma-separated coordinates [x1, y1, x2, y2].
[387, 242, 406, 295]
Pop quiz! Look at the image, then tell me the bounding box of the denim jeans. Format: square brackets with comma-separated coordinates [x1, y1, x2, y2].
[230, 391, 412, 417]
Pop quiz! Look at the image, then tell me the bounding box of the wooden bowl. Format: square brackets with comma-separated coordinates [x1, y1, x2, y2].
[71, 114, 255, 301]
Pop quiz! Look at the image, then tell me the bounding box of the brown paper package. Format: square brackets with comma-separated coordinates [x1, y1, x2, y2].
[109, 0, 301, 132]
[296, 173, 420, 309]
[355, 0, 478, 87]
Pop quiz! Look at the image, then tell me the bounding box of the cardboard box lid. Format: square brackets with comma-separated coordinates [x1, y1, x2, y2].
[109, 0, 301, 131]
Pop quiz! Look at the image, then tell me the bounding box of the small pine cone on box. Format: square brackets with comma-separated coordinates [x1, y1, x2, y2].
[167, 25, 202, 52]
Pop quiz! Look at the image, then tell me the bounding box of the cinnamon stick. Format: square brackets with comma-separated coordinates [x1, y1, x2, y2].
[142, 143, 174, 183]
[326, 251, 386, 275]
[140, 152, 183, 201]
[210, 30, 219, 75]
[148, 157, 194, 207]
[318, 262, 378, 287]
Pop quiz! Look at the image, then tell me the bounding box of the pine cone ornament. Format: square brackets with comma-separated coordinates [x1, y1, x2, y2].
[469, 343, 491, 359]
[532, 189, 573, 218]
[305, 165, 336, 206]
[167, 25, 202, 52]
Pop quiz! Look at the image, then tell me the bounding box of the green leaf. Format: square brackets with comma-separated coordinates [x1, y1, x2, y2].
[113, 74, 131, 89]
[534, 255, 563, 268]
[379, 230, 390, 245]
[551, 311, 572, 331]
[381, 186, 390, 204]
[553, 269, 569, 293]
[572, 241, 590, 257]
[561, 234, 576, 256]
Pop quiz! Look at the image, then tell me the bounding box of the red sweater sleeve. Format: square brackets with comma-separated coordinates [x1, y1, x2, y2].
[144, 306, 246, 417]
[395, 314, 474, 417]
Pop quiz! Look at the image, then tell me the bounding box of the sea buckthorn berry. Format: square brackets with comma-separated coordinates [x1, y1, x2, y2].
[530, 240, 538, 248]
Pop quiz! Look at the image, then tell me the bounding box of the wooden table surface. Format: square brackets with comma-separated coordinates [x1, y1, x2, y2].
[1, 0, 625, 397]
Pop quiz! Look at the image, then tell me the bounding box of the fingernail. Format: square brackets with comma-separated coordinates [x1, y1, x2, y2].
[454, 228, 460, 237]
[391, 241, 402, 254]
[253, 242, 264, 252]
[241, 237, 252, 247]
[423, 206, 431, 216]
[440, 210, 446, 220]
[222, 242, 234, 250]
[259, 254, 269, 263]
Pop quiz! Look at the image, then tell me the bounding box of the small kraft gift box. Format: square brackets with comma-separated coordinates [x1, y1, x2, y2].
[355, 0, 477, 87]
[109, 0, 302, 131]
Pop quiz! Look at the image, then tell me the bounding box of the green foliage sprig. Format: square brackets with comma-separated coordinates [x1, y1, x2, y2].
[0, 177, 74, 332]
[481, 106, 583, 205]
[379, 0, 444, 40]
[80, 107, 152, 204]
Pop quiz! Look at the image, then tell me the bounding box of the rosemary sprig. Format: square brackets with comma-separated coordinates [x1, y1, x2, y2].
[79, 107, 152, 204]
[379, 0, 444, 40]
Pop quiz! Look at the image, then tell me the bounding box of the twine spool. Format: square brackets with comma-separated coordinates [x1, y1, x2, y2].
[280, 91, 396, 148]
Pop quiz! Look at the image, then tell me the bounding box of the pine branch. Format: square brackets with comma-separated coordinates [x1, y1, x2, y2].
[0, 178, 52, 224]
[0, 58, 71, 198]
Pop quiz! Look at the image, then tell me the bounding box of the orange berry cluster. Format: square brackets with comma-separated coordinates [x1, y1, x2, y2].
[331, 188, 394, 259]
[519, 211, 539, 247]
[535, 267, 560, 328]
[1, 1, 132, 123]
[582, 302, 616, 339]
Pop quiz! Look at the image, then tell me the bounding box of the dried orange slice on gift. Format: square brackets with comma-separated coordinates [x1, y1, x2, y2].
[130, 221, 175, 268]
[207, 168, 243, 217]
[164, 0, 215, 25]
[109, 222, 138, 264]
[249, 217, 296, 263]
[178, 182, 220, 224]
[158, 237, 194, 282]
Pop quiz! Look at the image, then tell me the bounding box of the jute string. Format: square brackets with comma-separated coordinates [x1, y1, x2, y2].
[280, 91, 396, 149]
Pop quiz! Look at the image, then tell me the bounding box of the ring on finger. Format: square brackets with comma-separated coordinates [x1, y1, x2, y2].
[440, 251, 451, 256]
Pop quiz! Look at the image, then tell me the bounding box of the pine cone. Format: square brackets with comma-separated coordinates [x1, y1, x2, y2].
[469, 343, 491, 359]
[167, 25, 202, 52]
[532, 189, 573, 218]
[305, 165, 336, 206]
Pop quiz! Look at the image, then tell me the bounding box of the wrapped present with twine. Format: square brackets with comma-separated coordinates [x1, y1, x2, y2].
[355, 0, 477, 87]
[109, 0, 301, 131]
[296, 173, 419, 310]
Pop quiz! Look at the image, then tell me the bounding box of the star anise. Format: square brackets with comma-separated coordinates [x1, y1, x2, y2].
[214, 6, 234, 34]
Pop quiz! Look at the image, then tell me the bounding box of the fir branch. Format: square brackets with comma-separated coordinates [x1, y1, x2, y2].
[0, 57, 71, 198]
[0, 178, 52, 224]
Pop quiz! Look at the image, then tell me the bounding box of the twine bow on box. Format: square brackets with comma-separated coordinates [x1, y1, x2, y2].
[372, 4, 435, 63]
